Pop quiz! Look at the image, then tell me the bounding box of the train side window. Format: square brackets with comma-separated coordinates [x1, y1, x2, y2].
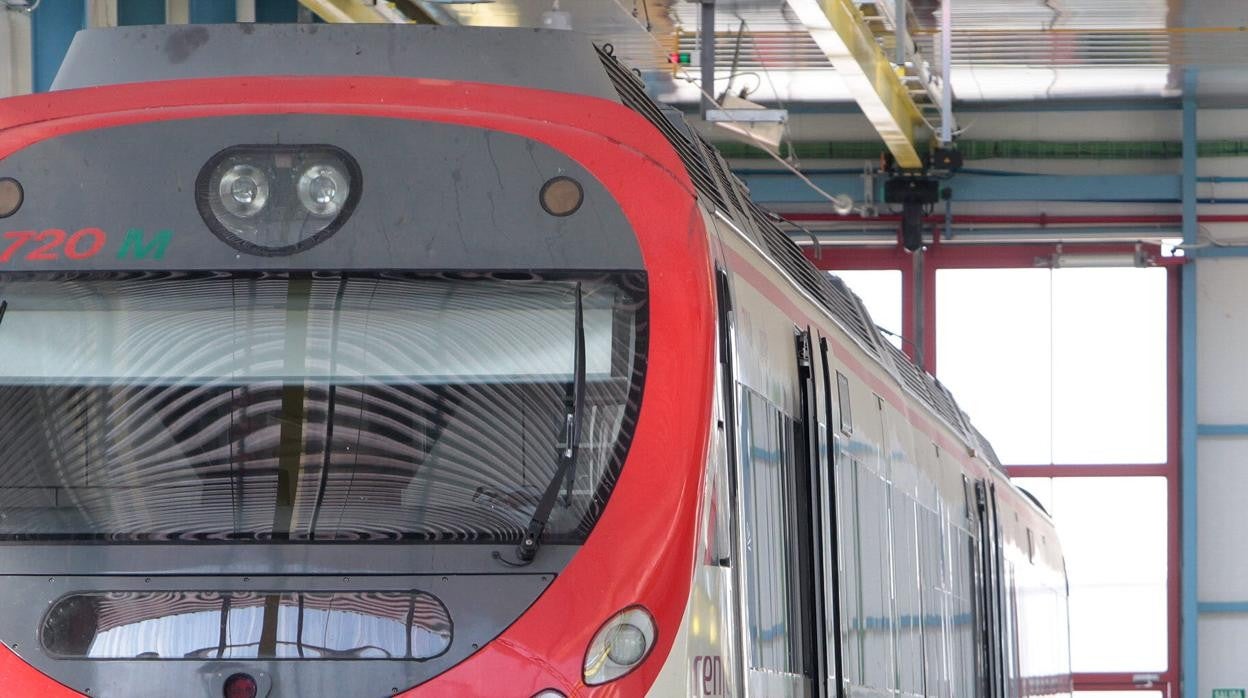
[739, 388, 803, 676]
[836, 371, 852, 435]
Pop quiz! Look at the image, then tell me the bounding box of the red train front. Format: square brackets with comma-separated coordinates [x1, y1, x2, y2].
[0, 23, 716, 697]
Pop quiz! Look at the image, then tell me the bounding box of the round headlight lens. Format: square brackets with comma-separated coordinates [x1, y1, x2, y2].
[583, 606, 656, 686]
[605, 623, 647, 665]
[218, 164, 269, 218]
[297, 164, 349, 217]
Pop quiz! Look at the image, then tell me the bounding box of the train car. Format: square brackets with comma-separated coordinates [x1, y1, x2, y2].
[0, 23, 1069, 698]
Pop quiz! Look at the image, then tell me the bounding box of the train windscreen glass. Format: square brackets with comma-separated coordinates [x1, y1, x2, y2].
[0, 272, 646, 542]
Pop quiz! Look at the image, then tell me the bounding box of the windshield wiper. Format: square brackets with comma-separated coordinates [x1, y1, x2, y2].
[514, 282, 586, 564]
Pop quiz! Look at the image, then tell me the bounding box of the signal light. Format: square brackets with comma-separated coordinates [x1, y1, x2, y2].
[197, 145, 360, 256]
[222, 672, 257, 698]
[540, 176, 583, 217]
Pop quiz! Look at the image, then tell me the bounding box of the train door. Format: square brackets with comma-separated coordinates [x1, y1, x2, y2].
[974, 479, 1007, 698]
[816, 336, 846, 698]
[794, 329, 829, 698]
[732, 311, 810, 694]
[715, 267, 744, 696]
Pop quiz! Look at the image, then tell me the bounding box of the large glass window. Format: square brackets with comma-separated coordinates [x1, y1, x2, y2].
[1012, 476, 1168, 672]
[936, 267, 1166, 465]
[0, 272, 647, 543]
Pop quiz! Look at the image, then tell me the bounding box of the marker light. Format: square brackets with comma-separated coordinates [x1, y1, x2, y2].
[197, 145, 360, 256]
[540, 176, 583, 217]
[583, 606, 656, 686]
[0, 178, 22, 218]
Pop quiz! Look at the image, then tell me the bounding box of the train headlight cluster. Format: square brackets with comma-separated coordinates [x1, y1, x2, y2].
[582, 606, 656, 686]
[197, 145, 360, 256]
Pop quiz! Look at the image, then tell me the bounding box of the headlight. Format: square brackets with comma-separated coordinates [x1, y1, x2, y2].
[197, 145, 360, 256]
[296, 163, 350, 217]
[218, 164, 269, 218]
[583, 606, 656, 686]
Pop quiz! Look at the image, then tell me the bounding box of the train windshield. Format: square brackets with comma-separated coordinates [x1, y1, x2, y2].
[0, 272, 647, 543]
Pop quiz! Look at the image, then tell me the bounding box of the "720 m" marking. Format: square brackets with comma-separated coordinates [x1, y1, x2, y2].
[0, 228, 171, 262]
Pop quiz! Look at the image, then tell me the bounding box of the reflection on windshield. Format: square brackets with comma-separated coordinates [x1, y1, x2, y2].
[42, 591, 451, 660]
[0, 272, 647, 543]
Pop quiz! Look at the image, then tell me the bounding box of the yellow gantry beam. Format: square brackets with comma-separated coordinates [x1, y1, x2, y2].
[785, 0, 927, 169]
[297, 0, 413, 24]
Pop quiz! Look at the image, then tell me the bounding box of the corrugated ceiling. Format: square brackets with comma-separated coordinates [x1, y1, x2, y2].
[433, 0, 1248, 103]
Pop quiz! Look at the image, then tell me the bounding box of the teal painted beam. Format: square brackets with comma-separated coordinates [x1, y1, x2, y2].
[256, 0, 300, 22]
[1199, 602, 1248, 614]
[1197, 424, 1248, 436]
[190, 0, 236, 23]
[118, 0, 165, 25]
[30, 0, 85, 92]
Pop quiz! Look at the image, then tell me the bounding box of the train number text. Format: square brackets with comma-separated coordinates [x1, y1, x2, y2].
[0, 228, 171, 263]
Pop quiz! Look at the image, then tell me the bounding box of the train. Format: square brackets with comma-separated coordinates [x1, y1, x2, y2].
[0, 23, 1070, 698]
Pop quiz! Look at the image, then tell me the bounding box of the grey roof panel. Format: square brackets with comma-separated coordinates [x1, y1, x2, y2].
[52, 24, 620, 103]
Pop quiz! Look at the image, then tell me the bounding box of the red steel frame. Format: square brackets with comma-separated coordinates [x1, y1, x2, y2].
[803, 236, 1183, 696]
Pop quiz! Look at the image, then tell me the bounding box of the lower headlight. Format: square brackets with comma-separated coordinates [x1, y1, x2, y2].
[583, 606, 656, 686]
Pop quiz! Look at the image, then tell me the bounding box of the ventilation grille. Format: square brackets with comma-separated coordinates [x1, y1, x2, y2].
[596, 45, 728, 213]
[596, 45, 1005, 471]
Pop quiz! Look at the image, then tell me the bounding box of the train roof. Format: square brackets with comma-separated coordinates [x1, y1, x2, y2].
[51, 23, 620, 103]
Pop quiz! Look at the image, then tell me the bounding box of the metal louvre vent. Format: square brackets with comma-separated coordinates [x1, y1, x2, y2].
[593, 47, 1003, 468]
[971, 426, 1004, 471]
[595, 45, 728, 212]
[821, 271, 882, 354]
[926, 375, 970, 438]
[885, 341, 933, 402]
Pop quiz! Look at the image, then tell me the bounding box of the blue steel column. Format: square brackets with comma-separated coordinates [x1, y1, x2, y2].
[1180, 68, 1198, 698]
[29, 1, 85, 92]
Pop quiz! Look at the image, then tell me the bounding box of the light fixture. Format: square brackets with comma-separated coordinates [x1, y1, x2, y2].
[197, 145, 360, 256]
[1047, 243, 1150, 268]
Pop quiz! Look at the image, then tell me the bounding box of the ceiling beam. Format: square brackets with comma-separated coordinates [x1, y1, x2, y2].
[296, 0, 413, 23]
[785, 0, 927, 169]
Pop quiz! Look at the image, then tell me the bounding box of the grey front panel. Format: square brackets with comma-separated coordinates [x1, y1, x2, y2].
[53, 24, 621, 102]
[2, 572, 556, 698]
[0, 114, 642, 272]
